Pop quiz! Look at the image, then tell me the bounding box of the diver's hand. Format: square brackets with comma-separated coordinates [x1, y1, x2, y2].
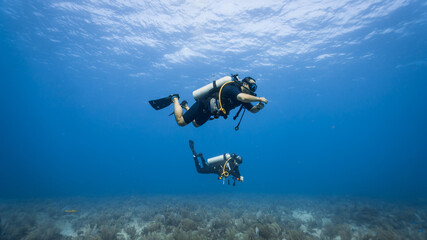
[258, 97, 268, 104]
[255, 102, 264, 110]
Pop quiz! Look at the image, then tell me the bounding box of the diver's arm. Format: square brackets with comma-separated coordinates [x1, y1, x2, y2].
[233, 168, 243, 182]
[231, 167, 242, 181]
[249, 102, 265, 113]
[237, 93, 268, 104]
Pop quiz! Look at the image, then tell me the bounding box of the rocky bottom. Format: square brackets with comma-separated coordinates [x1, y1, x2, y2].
[0, 194, 425, 240]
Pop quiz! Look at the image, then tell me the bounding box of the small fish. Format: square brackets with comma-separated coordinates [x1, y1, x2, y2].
[65, 210, 77, 213]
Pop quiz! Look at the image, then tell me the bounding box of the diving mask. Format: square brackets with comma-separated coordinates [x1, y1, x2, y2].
[248, 82, 257, 92]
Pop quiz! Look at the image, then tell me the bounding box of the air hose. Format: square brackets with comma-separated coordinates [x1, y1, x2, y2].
[219, 157, 232, 179]
[218, 81, 233, 115]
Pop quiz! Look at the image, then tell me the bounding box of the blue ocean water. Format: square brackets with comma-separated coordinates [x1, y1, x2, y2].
[0, 0, 426, 201]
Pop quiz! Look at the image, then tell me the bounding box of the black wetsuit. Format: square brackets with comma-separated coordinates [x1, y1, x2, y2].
[189, 140, 241, 180]
[183, 83, 254, 126]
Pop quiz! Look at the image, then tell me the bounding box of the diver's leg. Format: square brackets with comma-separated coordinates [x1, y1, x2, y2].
[192, 110, 210, 128]
[183, 102, 204, 128]
[194, 156, 212, 174]
[193, 155, 203, 173]
[192, 121, 201, 127]
[182, 101, 189, 111]
[190, 140, 204, 172]
[172, 97, 187, 126]
[189, 140, 197, 155]
[199, 154, 208, 167]
[193, 154, 211, 173]
[184, 102, 199, 126]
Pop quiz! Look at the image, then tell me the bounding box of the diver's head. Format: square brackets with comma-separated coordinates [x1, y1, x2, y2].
[242, 77, 257, 93]
[235, 155, 242, 164]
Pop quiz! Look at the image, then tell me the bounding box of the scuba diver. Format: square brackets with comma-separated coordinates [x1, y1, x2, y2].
[149, 74, 268, 129]
[189, 140, 243, 186]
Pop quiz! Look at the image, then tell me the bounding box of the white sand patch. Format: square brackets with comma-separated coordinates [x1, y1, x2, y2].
[292, 210, 314, 222]
[350, 224, 376, 237]
[117, 229, 129, 240]
[322, 217, 332, 225]
[129, 218, 146, 235]
[57, 221, 77, 237]
[300, 224, 307, 232]
[311, 228, 323, 238]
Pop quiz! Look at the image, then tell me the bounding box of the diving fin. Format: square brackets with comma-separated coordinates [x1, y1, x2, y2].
[149, 94, 179, 110]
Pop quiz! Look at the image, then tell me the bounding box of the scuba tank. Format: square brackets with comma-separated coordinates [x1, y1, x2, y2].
[192, 76, 232, 100]
[207, 153, 230, 165]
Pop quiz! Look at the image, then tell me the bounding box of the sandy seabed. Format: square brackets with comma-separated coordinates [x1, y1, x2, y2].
[0, 194, 425, 240]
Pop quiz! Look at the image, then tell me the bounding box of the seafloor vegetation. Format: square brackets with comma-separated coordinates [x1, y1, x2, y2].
[0, 194, 425, 240]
